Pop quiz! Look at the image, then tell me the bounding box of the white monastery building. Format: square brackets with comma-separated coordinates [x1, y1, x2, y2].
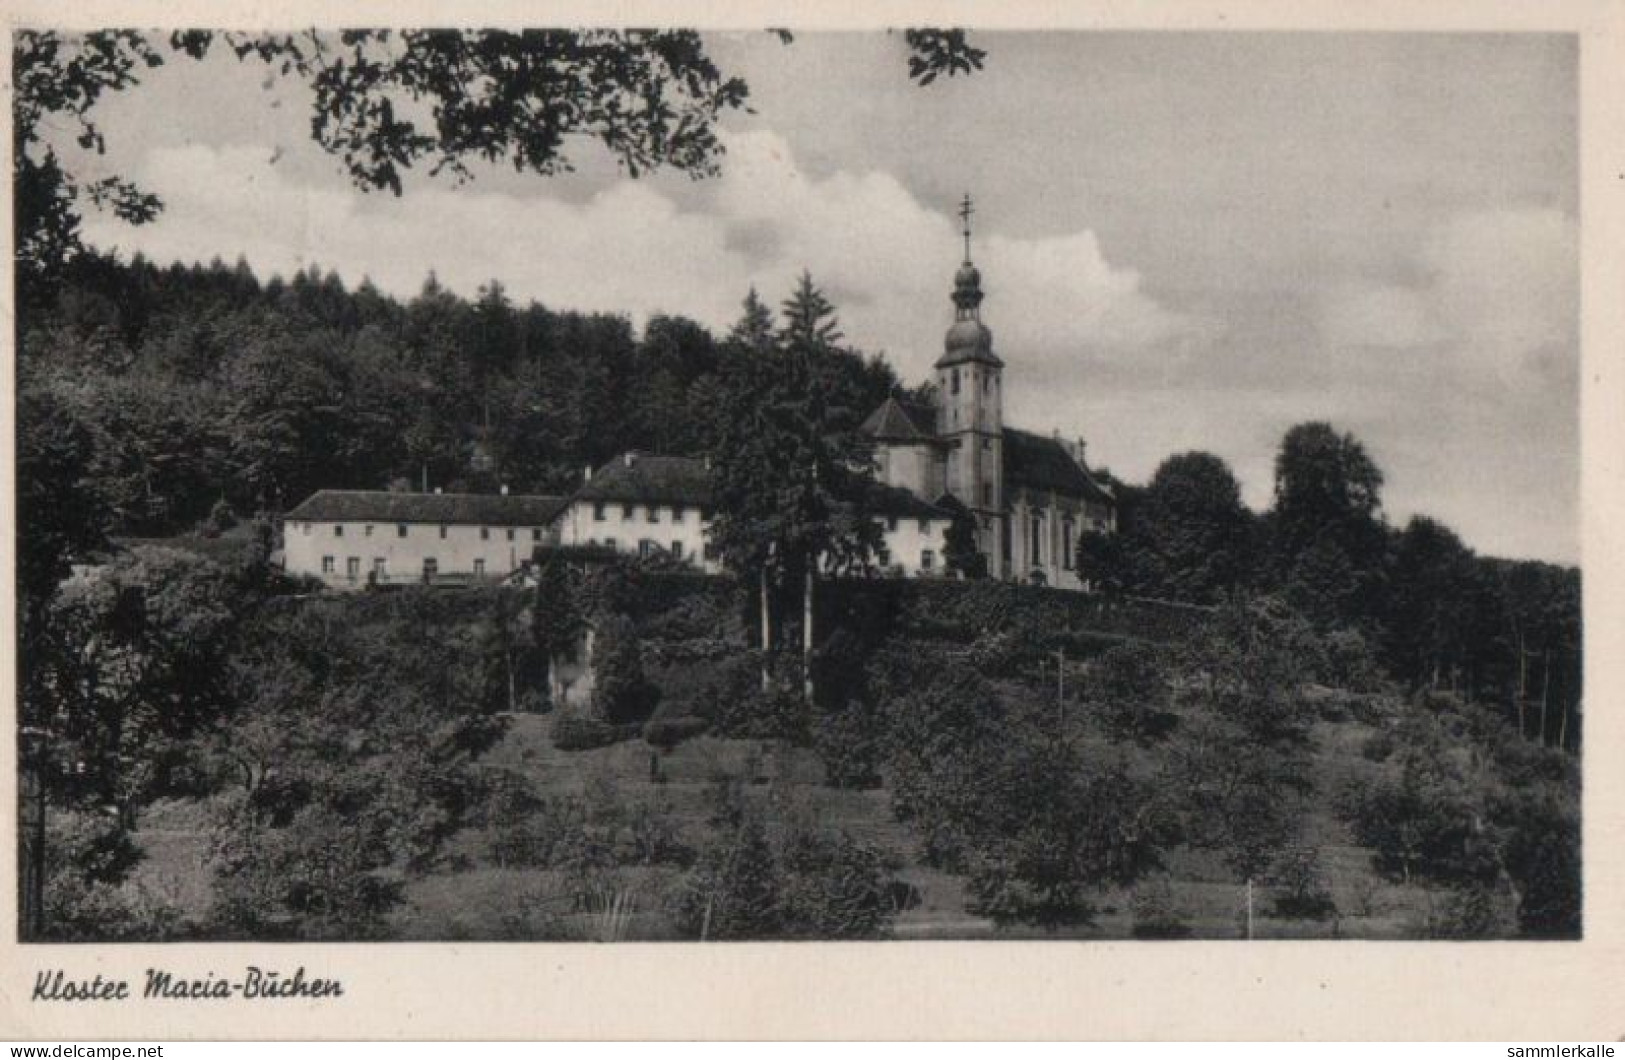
[282, 490, 566, 587]
[280, 196, 1113, 589]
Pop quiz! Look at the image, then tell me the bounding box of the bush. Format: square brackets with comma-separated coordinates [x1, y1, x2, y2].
[209, 798, 404, 941]
[551, 703, 638, 751]
[42, 875, 184, 942]
[669, 808, 901, 940]
[1425, 883, 1513, 940]
[713, 678, 811, 743]
[591, 614, 660, 724]
[48, 811, 144, 886]
[814, 700, 885, 789]
[1361, 729, 1398, 763]
[643, 715, 711, 749]
[1090, 642, 1170, 743]
[1318, 628, 1386, 692]
[1490, 791, 1580, 939]
[1130, 880, 1193, 939]
[1267, 847, 1337, 920]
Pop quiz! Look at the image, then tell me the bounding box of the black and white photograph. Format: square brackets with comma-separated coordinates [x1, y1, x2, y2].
[10, 20, 1588, 956]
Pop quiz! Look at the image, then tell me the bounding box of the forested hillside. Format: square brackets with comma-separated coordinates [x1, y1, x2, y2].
[15, 254, 1582, 942]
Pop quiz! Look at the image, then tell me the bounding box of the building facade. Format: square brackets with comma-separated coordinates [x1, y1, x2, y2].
[859, 197, 1117, 589]
[555, 453, 721, 571]
[554, 452, 952, 579]
[282, 490, 565, 587]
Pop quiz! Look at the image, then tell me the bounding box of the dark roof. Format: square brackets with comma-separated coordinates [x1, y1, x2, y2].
[1003, 429, 1115, 504]
[860, 397, 938, 443]
[285, 490, 568, 526]
[574, 454, 714, 507]
[866, 482, 951, 520]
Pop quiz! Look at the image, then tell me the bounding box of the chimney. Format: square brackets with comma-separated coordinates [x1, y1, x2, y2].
[1075, 437, 1088, 465]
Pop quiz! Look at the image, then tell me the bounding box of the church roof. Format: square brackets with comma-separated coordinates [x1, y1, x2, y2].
[935, 320, 1003, 370]
[286, 490, 568, 526]
[860, 396, 937, 443]
[1003, 429, 1115, 504]
[865, 481, 952, 520]
[576, 454, 715, 507]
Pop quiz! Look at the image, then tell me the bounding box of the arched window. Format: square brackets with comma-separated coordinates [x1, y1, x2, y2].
[1030, 511, 1045, 566]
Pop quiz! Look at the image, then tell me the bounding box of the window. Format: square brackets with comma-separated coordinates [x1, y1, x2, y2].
[423, 557, 438, 581]
[671, 541, 684, 561]
[982, 483, 993, 507]
[605, 538, 618, 551]
[334, 524, 344, 537]
[982, 437, 993, 451]
[364, 524, 374, 537]
[1063, 519, 1076, 570]
[1031, 512, 1045, 566]
[506, 527, 515, 541]
[398, 524, 408, 538]
[918, 518, 930, 535]
[439, 525, 448, 540]
[648, 506, 660, 523]
[921, 549, 935, 571]
[673, 505, 685, 522]
[480, 526, 490, 541]
[887, 516, 899, 533]
[474, 559, 486, 576]
[373, 557, 386, 577]
[321, 556, 335, 574]
[622, 504, 634, 521]
[346, 557, 360, 582]
[703, 541, 720, 561]
[532, 527, 543, 541]
[985, 373, 992, 393]
[638, 539, 655, 558]
[951, 368, 961, 395]
[593, 503, 607, 521]
[878, 547, 892, 567]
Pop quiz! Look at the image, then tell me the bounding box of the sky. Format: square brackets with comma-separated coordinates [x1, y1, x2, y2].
[67, 31, 1579, 563]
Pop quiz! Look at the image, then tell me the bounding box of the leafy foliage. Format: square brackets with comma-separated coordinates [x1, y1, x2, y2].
[670, 792, 901, 940]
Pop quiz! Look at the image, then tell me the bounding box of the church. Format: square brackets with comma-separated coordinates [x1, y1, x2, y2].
[281, 196, 1115, 592]
[859, 196, 1118, 589]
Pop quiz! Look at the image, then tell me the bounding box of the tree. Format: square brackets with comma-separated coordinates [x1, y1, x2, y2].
[940, 496, 987, 579]
[15, 29, 985, 311]
[1383, 516, 1480, 691]
[532, 551, 583, 702]
[1167, 597, 1320, 913]
[1126, 452, 1255, 603]
[964, 742, 1169, 929]
[590, 614, 658, 725]
[1269, 422, 1388, 627]
[708, 278, 884, 703]
[1089, 642, 1171, 743]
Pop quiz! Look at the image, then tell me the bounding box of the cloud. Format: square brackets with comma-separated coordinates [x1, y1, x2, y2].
[1317, 207, 1577, 391]
[82, 129, 1192, 402]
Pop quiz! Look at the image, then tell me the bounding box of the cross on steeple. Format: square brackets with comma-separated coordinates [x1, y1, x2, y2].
[959, 193, 975, 263]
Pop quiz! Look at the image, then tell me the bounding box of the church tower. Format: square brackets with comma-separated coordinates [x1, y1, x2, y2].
[935, 194, 1006, 576]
